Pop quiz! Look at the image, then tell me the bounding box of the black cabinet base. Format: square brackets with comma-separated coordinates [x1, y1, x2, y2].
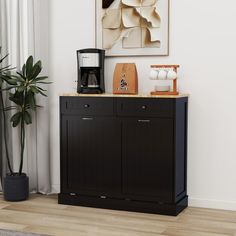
[58, 193, 188, 216]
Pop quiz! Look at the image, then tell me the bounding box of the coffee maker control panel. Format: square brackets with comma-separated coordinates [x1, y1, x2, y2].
[79, 53, 99, 67]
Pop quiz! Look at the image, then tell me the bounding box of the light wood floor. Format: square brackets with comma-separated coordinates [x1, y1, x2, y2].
[0, 194, 236, 236]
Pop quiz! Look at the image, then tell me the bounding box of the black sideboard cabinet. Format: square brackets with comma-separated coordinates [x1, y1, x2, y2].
[59, 95, 188, 216]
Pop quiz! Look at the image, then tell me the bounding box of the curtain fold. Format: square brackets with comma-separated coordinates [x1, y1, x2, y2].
[0, 0, 50, 193]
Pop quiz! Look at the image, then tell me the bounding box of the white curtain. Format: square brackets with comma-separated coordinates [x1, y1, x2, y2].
[0, 0, 50, 193]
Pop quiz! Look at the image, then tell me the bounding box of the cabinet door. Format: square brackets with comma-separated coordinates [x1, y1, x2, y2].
[61, 116, 121, 196]
[122, 118, 173, 203]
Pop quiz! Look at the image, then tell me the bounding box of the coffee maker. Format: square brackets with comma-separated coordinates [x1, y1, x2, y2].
[77, 48, 105, 94]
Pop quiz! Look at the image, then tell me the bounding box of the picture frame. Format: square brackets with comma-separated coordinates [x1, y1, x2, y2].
[95, 0, 169, 57]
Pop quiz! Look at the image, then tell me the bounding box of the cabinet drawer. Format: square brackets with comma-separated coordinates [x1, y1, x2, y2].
[60, 97, 114, 116]
[116, 98, 174, 117]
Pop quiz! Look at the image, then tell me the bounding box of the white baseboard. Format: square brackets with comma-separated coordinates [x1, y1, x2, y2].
[189, 197, 236, 211]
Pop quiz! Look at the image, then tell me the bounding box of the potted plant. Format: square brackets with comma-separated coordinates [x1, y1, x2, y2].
[0, 54, 49, 201]
[0, 51, 15, 179]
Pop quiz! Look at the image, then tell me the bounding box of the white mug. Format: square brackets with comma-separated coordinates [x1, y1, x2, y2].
[157, 70, 167, 80]
[167, 70, 177, 80]
[149, 69, 158, 80]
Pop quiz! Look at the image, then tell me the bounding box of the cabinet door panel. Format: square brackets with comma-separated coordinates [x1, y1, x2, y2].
[61, 115, 121, 195]
[122, 118, 173, 203]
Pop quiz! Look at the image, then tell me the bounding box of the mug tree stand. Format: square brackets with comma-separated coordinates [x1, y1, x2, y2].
[150, 65, 179, 96]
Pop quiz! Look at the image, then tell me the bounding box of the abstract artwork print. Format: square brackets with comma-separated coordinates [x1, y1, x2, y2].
[96, 0, 169, 56]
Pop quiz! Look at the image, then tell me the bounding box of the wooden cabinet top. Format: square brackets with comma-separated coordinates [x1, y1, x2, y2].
[60, 93, 189, 99]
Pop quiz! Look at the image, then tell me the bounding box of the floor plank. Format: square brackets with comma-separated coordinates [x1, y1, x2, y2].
[0, 194, 235, 236]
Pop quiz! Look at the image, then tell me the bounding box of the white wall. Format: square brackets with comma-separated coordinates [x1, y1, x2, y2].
[49, 0, 236, 210]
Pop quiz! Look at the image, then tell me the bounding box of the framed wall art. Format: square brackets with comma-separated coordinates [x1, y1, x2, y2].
[95, 0, 169, 56]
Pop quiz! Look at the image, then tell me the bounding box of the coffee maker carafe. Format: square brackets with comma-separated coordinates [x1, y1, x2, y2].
[77, 48, 105, 94]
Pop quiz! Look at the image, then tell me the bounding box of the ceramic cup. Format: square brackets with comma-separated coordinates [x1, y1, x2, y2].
[167, 70, 177, 80]
[157, 70, 167, 80]
[149, 69, 158, 80]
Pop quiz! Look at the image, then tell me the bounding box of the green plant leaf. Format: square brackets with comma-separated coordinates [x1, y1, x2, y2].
[23, 111, 32, 125]
[29, 62, 42, 80]
[16, 71, 26, 80]
[0, 68, 15, 74]
[1, 74, 12, 81]
[35, 86, 47, 91]
[30, 66, 42, 80]
[11, 75, 25, 82]
[0, 65, 12, 71]
[2, 105, 17, 111]
[35, 105, 43, 108]
[37, 90, 47, 97]
[35, 81, 52, 84]
[26, 56, 33, 77]
[0, 54, 8, 63]
[4, 78, 17, 85]
[29, 86, 39, 94]
[9, 91, 24, 106]
[36, 60, 42, 68]
[10, 112, 22, 127]
[25, 90, 36, 110]
[22, 64, 26, 76]
[33, 76, 48, 82]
